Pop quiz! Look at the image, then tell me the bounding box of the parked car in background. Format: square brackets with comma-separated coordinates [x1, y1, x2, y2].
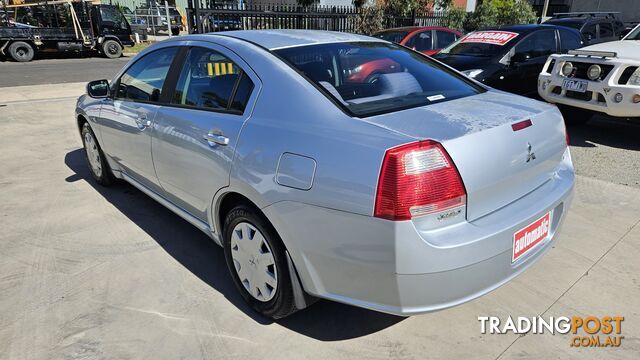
[538, 23, 640, 123]
[544, 12, 625, 45]
[133, 4, 182, 35]
[77, 30, 574, 319]
[373, 26, 463, 55]
[434, 24, 583, 97]
[0, 1, 132, 62]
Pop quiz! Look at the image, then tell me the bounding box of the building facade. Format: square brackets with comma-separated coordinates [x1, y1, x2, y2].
[528, 0, 640, 24]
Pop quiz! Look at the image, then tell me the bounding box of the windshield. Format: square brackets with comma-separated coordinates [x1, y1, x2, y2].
[624, 24, 640, 40]
[440, 30, 519, 57]
[275, 42, 482, 117]
[373, 31, 410, 44]
[100, 6, 129, 29]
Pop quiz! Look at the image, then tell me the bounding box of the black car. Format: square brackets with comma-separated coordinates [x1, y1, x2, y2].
[544, 12, 625, 45]
[433, 24, 583, 97]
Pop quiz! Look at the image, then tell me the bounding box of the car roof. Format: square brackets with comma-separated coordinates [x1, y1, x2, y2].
[547, 17, 588, 24]
[377, 26, 422, 32]
[215, 30, 379, 50]
[483, 24, 561, 34]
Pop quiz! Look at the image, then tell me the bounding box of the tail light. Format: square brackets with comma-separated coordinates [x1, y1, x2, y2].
[374, 140, 466, 221]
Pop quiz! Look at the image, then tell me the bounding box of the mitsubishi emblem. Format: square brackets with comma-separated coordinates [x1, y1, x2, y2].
[526, 142, 536, 163]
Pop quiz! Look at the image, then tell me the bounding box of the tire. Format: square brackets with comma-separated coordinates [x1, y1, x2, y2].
[81, 122, 115, 186]
[365, 72, 382, 84]
[223, 205, 297, 319]
[559, 105, 593, 125]
[171, 28, 180, 36]
[102, 39, 122, 59]
[8, 41, 34, 62]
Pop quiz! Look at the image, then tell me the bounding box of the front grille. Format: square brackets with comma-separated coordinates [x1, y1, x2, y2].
[618, 66, 638, 85]
[565, 62, 614, 81]
[552, 86, 561, 95]
[566, 90, 592, 101]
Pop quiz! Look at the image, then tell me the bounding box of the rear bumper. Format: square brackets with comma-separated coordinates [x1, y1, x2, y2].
[263, 150, 575, 316]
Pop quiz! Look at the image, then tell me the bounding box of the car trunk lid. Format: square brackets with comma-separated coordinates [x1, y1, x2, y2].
[364, 91, 567, 221]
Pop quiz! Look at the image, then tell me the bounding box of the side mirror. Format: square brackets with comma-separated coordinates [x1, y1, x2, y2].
[511, 52, 529, 64]
[87, 79, 110, 98]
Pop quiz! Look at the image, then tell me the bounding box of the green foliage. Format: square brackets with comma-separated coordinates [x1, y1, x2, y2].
[377, 0, 433, 16]
[444, 0, 537, 32]
[443, 6, 467, 31]
[355, 5, 385, 35]
[496, 0, 537, 25]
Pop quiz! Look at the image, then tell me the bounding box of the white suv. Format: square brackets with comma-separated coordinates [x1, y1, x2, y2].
[538, 24, 640, 122]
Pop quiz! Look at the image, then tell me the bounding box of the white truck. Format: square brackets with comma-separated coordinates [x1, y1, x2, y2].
[538, 24, 640, 123]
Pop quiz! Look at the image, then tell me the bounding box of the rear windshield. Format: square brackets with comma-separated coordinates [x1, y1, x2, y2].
[373, 30, 410, 43]
[274, 42, 482, 117]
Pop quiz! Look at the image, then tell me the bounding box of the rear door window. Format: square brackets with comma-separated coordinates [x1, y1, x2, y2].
[599, 22, 614, 39]
[583, 24, 597, 40]
[171, 47, 254, 112]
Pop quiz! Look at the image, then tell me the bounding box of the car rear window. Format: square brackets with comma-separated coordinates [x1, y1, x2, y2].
[274, 42, 482, 117]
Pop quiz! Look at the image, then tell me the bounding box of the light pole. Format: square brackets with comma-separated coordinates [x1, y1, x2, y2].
[542, 0, 550, 18]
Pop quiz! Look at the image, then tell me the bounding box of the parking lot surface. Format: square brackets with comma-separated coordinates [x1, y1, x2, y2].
[0, 82, 638, 359]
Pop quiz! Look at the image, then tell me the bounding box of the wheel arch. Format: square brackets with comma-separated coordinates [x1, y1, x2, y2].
[214, 190, 316, 310]
[77, 114, 88, 133]
[102, 35, 124, 47]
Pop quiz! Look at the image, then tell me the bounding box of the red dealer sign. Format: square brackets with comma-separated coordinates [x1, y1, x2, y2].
[460, 31, 519, 46]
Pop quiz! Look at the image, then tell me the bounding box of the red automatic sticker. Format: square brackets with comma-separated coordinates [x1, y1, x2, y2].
[512, 212, 550, 263]
[460, 31, 519, 46]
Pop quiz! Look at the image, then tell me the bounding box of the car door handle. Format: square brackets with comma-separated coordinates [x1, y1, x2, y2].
[204, 132, 229, 146]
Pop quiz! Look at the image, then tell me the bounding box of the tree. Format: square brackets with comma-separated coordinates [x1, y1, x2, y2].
[376, 0, 434, 16]
[355, 5, 385, 34]
[445, 0, 536, 32]
[443, 6, 467, 31]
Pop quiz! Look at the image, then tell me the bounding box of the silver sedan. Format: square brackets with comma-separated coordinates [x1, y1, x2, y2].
[76, 30, 574, 318]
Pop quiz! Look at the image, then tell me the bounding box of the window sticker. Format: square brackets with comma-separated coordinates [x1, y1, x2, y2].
[460, 31, 519, 46]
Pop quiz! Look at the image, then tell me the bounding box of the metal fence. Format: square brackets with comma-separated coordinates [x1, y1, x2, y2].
[185, 2, 446, 34]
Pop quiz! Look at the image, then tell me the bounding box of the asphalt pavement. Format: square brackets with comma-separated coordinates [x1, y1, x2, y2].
[0, 56, 131, 87]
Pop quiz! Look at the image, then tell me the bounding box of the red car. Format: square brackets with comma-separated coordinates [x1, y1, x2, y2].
[374, 26, 464, 55]
[346, 26, 463, 83]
